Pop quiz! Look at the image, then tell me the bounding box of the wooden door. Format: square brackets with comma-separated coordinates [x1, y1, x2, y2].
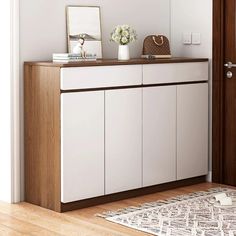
[143, 86, 177, 187]
[221, 0, 236, 185]
[105, 88, 142, 194]
[177, 84, 209, 180]
[61, 91, 104, 203]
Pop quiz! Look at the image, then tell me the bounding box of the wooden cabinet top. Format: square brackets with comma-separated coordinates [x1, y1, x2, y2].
[24, 58, 208, 68]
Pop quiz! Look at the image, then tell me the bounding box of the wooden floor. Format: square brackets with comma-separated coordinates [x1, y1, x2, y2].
[0, 182, 229, 236]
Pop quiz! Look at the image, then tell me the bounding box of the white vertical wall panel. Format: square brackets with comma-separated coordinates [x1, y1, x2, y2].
[0, 0, 12, 202]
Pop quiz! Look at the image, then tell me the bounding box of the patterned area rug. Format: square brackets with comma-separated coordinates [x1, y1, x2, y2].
[97, 188, 236, 236]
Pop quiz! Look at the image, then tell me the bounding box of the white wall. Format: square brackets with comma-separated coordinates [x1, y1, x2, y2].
[171, 0, 213, 179]
[171, 0, 212, 58]
[17, 0, 213, 200]
[20, 0, 171, 61]
[19, 0, 171, 199]
[0, 1, 12, 202]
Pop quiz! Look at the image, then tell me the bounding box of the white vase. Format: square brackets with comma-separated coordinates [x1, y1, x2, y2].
[118, 45, 130, 60]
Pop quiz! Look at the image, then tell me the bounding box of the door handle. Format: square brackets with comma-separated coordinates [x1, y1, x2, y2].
[224, 61, 236, 69]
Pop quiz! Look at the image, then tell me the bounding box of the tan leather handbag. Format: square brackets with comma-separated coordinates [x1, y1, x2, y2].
[142, 35, 171, 58]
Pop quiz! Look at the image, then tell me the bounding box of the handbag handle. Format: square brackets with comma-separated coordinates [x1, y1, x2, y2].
[152, 36, 164, 46]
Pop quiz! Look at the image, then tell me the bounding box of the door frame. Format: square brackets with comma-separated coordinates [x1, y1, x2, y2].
[212, 0, 224, 183]
[11, 0, 21, 202]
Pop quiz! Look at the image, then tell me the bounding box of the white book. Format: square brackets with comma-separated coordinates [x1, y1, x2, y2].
[53, 53, 97, 59]
[53, 58, 97, 63]
[53, 53, 80, 58]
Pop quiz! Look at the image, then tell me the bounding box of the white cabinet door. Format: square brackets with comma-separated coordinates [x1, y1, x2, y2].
[177, 83, 208, 180]
[105, 88, 142, 194]
[143, 86, 177, 187]
[61, 91, 104, 203]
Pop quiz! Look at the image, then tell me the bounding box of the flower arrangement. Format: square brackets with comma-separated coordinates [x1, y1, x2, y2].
[110, 25, 137, 45]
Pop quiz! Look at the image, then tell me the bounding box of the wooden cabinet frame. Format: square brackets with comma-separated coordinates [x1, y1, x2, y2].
[24, 59, 208, 212]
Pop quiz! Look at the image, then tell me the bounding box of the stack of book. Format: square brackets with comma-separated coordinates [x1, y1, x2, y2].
[53, 53, 97, 62]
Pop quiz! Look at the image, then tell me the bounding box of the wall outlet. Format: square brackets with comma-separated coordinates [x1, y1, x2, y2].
[183, 32, 192, 45]
[192, 33, 201, 45]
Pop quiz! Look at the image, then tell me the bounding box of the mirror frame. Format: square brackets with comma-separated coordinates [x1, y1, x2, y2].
[66, 5, 103, 58]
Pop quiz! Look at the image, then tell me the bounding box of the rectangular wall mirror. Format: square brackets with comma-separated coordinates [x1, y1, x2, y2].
[66, 6, 103, 58]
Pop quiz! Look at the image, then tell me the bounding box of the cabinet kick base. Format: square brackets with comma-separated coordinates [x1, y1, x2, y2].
[60, 176, 206, 212]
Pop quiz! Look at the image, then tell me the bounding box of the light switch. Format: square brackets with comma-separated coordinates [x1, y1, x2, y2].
[183, 33, 192, 45]
[192, 33, 201, 45]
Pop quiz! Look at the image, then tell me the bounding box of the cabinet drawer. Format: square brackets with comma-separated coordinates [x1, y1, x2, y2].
[61, 65, 142, 90]
[143, 62, 208, 85]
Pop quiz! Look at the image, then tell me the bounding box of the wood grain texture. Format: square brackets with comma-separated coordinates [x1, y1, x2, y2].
[212, 0, 236, 186]
[24, 65, 61, 212]
[24, 58, 208, 68]
[222, 0, 236, 186]
[212, 0, 224, 183]
[0, 183, 232, 236]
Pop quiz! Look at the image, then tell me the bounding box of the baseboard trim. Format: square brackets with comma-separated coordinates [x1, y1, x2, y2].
[61, 176, 206, 212]
[206, 171, 212, 183]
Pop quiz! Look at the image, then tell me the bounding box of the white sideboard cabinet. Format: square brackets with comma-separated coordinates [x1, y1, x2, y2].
[24, 58, 209, 212]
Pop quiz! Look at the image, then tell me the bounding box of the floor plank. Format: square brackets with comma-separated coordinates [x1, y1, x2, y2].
[0, 183, 230, 236]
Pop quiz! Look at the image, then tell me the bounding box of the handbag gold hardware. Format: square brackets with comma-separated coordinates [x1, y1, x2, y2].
[152, 36, 164, 46]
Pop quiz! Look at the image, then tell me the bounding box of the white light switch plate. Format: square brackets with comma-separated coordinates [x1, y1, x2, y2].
[192, 33, 201, 45]
[183, 33, 192, 45]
